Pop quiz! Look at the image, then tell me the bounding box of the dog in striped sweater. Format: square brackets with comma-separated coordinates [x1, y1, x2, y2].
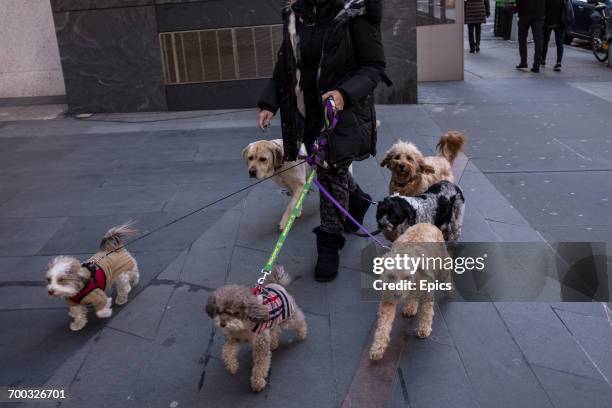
[205, 266, 307, 392]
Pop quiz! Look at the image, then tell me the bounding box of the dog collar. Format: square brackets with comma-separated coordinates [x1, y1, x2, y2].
[70, 262, 107, 303]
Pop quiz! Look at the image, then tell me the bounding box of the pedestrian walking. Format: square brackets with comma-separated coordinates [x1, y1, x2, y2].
[542, 0, 570, 71]
[515, 0, 546, 73]
[257, 0, 389, 282]
[465, 0, 491, 53]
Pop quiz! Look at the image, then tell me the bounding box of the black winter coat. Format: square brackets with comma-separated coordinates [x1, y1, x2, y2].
[545, 0, 564, 27]
[258, 0, 390, 165]
[516, 0, 546, 18]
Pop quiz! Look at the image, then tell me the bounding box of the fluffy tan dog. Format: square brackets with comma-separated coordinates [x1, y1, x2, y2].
[369, 224, 451, 361]
[206, 266, 307, 392]
[380, 131, 466, 196]
[45, 223, 140, 331]
[242, 139, 307, 230]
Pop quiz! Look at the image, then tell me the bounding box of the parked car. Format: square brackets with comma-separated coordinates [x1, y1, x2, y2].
[564, 0, 612, 44]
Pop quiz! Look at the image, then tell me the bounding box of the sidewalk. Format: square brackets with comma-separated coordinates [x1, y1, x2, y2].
[1, 33, 611, 408]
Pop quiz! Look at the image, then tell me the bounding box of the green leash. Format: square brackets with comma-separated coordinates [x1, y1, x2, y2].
[258, 169, 317, 285]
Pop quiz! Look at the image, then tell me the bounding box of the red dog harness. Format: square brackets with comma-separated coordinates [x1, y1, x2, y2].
[70, 262, 107, 303]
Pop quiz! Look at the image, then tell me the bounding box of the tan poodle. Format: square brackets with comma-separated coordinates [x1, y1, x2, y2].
[369, 224, 452, 361]
[205, 266, 307, 392]
[380, 131, 466, 196]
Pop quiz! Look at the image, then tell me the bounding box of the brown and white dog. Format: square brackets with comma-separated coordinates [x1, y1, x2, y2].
[242, 139, 307, 230]
[369, 223, 451, 361]
[380, 131, 466, 196]
[206, 266, 307, 392]
[45, 223, 140, 331]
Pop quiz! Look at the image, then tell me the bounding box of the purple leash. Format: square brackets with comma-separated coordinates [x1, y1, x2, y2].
[313, 178, 390, 250]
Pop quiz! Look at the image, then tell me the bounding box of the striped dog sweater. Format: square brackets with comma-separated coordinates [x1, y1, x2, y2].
[251, 283, 293, 334]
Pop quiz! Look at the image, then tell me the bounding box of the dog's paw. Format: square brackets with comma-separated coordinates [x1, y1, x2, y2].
[250, 377, 267, 392]
[225, 360, 239, 375]
[369, 346, 385, 361]
[96, 308, 112, 319]
[70, 320, 86, 331]
[115, 295, 128, 305]
[416, 326, 432, 339]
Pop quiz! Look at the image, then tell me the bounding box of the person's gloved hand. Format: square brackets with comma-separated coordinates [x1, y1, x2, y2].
[258, 110, 274, 130]
[321, 90, 345, 111]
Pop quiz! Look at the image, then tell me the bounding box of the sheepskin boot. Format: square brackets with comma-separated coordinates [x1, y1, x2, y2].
[345, 185, 372, 233]
[314, 227, 345, 282]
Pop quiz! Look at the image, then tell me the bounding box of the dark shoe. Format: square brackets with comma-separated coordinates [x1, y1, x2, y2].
[554, 63, 561, 72]
[541, 60, 546, 66]
[475, 45, 480, 53]
[469, 49, 475, 53]
[531, 66, 540, 73]
[313, 227, 345, 282]
[516, 63, 528, 70]
[345, 185, 372, 233]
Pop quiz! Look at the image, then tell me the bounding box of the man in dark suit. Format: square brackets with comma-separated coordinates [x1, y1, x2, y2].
[515, 0, 546, 72]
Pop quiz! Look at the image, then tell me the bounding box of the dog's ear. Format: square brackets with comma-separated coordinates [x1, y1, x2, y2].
[205, 293, 217, 318]
[245, 296, 270, 323]
[417, 157, 435, 174]
[272, 143, 284, 170]
[242, 144, 252, 162]
[380, 147, 395, 168]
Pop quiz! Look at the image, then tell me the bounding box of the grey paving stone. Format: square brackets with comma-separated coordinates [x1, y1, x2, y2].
[440, 302, 554, 408]
[156, 249, 188, 281]
[0, 255, 53, 283]
[107, 283, 176, 340]
[397, 338, 479, 408]
[162, 180, 248, 213]
[0, 185, 176, 218]
[532, 365, 612, 408]
[0, 308, 101, 387]
[539, 225, 612, 243]
[550, 302, 607, 319]
[553, 308, 612, 384]
[0, 218, 67, 256]
[487, 172, 612, 228]
[0, 287, 58, 310]
[496, 303, 604, 380]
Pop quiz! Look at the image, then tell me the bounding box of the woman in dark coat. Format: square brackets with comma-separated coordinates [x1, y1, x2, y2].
[542, 0, 565, 71]
[257, 0, 389, 282]
[464, 0, 491, 53]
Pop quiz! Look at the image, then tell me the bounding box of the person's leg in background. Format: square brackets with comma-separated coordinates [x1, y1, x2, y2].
[531, 18, 544, 72]
[475, 23, 482, 52]
[517, 17, 530, 68]
[468, 23, 476, 53]
[553, 26, 564, 70]
[542, 26, 553, 66]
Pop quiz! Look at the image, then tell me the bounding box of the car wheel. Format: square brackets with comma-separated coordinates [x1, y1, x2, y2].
[592, 26, 609, 62]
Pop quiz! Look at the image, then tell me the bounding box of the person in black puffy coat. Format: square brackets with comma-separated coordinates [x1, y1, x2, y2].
[464, 0, 490, 53]
[257, 0, 390, 282]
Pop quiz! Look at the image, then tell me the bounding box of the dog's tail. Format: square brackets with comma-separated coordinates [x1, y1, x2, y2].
[436, 131, 466, 165]
[100, 221, 137, 251]
[268, 265, 291, 287]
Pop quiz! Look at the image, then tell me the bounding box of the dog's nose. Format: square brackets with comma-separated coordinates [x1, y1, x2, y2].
[220, 321, 226, 327]
[398, 163, 405, 170]
[48, 290, 54, 296]
[249, 169, 257, 178]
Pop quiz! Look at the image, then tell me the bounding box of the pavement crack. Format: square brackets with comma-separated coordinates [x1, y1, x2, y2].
[106, 326, 154, 342]
[198, 326, 217, 392]
[550, 306, 612, 388]
[397, 366, 411, 407]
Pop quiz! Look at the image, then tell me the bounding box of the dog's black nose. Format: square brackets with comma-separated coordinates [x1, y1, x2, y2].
[399, 164, 405, 170]
[249, 169, 257, 178]
[220, 321, 226, 327]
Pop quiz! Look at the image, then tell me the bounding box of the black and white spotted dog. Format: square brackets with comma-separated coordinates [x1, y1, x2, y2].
[376, 181, 465, 242]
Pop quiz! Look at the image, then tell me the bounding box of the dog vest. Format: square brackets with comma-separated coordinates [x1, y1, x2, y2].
[251, 284, 293, 334]
[70, 262, 107, 303]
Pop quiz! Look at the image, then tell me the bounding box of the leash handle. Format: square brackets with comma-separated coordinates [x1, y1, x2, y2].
[324, 97, 339, 130]
[260, 169, 317, 282]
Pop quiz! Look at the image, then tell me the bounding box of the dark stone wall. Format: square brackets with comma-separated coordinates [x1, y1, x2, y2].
[51, 0, 417, 113]
[52, 3, 167, 113]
